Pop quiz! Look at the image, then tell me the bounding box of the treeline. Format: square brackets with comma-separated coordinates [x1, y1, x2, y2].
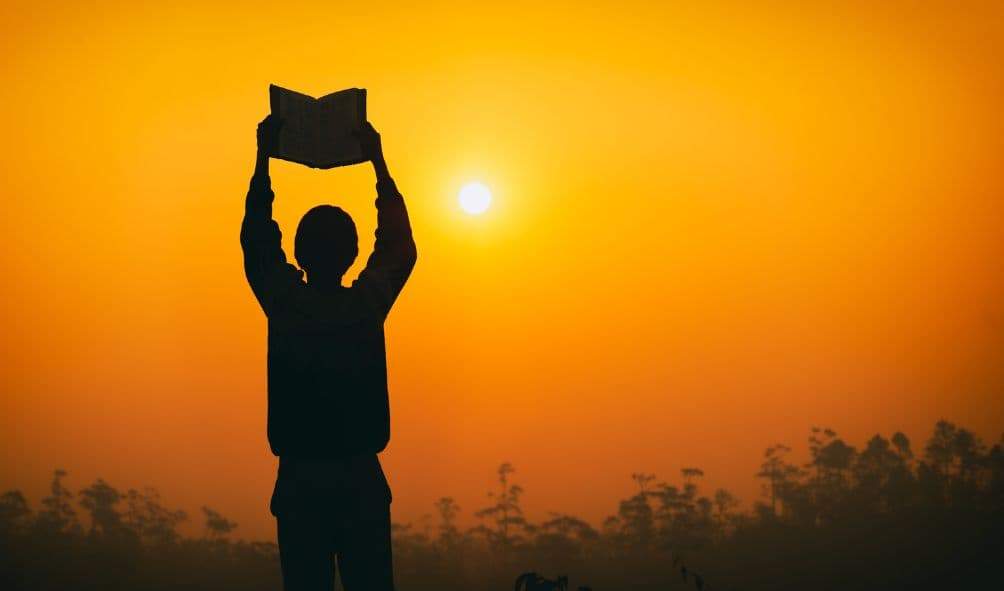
[1, 420, 1002, 590]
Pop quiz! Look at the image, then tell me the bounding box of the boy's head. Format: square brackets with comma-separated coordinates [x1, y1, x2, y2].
[294, 205, 358, 280]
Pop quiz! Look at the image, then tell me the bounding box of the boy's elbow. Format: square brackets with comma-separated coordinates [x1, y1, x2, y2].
[240, 218, 252, 250]
[404, 239, 418, 270]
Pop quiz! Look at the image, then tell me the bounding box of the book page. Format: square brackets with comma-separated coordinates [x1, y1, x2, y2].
[316, 88, 366, 169]
[270, 85, 319, 167]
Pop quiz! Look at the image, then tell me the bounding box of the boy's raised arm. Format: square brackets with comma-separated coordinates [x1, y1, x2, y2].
[353, 122, 417, 317]
[240, 115, 303, 314]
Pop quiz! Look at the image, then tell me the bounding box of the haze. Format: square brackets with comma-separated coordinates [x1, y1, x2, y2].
[2, 1, 1003, 540]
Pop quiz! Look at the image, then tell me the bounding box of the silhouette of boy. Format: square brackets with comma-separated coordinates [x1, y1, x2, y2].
[241, 114, 416, 591]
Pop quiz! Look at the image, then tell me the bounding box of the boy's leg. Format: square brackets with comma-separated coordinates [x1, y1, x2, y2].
[277, 514, 337, 591]
[336, 500, 395, 591]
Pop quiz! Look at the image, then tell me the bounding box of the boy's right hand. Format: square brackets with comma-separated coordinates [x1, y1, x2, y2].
[257, 114, 283, 157]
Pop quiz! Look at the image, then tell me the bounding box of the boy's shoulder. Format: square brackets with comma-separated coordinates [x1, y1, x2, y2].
[271, 282, 382, 327]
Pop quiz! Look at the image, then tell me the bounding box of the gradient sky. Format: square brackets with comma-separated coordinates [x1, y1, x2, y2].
[2, 1, 1003, 540]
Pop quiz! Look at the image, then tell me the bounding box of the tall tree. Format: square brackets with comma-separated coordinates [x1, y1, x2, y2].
[37, 469, 79, 534]
[435, 496, 461, 549]
[712, 488, 739, 537]
[755, 445, 799, 517]
[473, 463, 531, 556]
[79, 478, 124, 536]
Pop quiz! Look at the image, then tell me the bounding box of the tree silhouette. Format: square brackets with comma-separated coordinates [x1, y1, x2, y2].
[201, 506, 237, 539]
[435, 496, 462, 550]
[807, 428, 856, 523]
[125, 487, 187, 546]
[615, 473, 657, 551]
[712, 488, 739, 537]
[631, 472, 656, 493]
[435, 497, 460, 528]
[473, 463, 531, 555]
[0, 490, 31, 535]
[78, 478, 125, 536]
[1, 419, 1002, 591]
[37, 469, 79, 534]
[755, 444, 799, 518]
[681, 467, 704, 484]
[852, 434, 912, 512]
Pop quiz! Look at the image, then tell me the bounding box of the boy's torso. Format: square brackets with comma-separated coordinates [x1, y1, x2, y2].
[265, 283, 391, 459]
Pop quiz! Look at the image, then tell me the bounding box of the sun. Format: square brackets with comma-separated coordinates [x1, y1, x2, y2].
[458, 181, 492, 215]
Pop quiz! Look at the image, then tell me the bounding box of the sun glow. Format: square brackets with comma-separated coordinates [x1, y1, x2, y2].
[458, 182, 492, 215]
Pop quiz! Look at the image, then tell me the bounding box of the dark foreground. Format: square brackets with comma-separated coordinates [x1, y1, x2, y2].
[2, 420, 1002, 590]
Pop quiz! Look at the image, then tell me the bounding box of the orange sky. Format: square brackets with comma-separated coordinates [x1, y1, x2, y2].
[2, 1, 1003, 540]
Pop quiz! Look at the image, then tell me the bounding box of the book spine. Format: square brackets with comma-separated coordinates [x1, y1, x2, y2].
[269, 84, 281, 117]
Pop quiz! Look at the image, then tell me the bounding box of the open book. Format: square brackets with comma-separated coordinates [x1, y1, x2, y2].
[269, 85, 367, 169]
